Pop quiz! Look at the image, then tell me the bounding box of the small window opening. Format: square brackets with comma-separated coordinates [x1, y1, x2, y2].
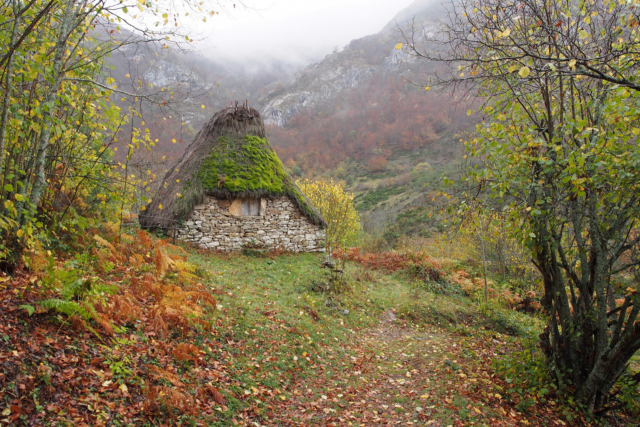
[241, 197, 260, 216]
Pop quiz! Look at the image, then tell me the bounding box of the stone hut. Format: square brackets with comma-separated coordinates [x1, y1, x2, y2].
[139, 106, 327, 252]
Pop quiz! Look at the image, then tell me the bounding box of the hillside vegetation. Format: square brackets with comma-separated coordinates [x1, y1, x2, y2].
[6, 227, 620, 426]
[1, 0, 640, 424]
[266, 71, 473, 236]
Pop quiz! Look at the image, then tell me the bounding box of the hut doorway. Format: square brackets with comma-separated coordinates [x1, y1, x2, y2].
[241, 197, 260, 216]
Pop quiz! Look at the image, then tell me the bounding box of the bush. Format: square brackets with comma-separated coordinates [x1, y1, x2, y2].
[367, 156, 387, 172]
[357, 231, 388, 253]
[297, 178, 361, 251]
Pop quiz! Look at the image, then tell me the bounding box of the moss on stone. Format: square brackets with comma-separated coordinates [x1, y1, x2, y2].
[283, 179, 317, 220]
[198, 135, 286, 194]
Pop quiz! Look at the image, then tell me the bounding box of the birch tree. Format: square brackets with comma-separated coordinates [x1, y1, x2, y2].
[0, 0, 226, 263]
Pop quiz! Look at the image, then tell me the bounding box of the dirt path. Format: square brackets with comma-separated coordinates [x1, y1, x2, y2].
[336, 309, 453, 426]
[265, 310, 571, 427]
[265, 310, 463, 426]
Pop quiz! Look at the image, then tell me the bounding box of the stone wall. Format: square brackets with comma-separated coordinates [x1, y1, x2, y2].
[178, 196, 326, 252]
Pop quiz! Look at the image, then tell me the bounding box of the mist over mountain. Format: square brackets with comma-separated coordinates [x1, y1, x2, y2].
[106, 43, 301, 162]
[255, 0, 445, 127]
[106, 0, 448, 161]
[382, 0, 441, 31]
[193, 0, 419, 67]
[108, 0, 472, 235]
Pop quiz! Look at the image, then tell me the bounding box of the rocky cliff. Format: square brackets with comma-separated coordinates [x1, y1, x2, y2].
[256, 0, 442, 127]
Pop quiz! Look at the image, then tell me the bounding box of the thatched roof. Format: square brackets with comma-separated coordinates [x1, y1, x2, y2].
[139, 106, 326, 229]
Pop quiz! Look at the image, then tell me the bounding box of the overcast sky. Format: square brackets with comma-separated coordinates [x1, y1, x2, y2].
[193, 0, 416, 66]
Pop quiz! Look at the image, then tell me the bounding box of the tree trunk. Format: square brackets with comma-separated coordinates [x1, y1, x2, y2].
[477, 214, 488, 305]
[26, 0, 76, 216]
[536, 217, 640, 411]
[0, 1, 21, 181]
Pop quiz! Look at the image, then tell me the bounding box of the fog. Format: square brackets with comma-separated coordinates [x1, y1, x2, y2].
[193, 0, 416, 68]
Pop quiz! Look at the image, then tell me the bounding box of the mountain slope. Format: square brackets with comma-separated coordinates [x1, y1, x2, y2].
[106, 0, 475, 241]
[255, 0, 447, 127]
[256, 0, 475, 237]
[107, 44, 299, 163]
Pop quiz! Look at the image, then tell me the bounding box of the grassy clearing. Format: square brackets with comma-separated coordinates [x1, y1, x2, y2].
[190, 250, 639, 426]
[186, 250, 569, 426]
[3, 244, 636, 426]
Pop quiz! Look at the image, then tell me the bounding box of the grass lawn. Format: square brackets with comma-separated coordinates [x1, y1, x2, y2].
[2, 246, 637, 426]
[185, 251, 597, 426]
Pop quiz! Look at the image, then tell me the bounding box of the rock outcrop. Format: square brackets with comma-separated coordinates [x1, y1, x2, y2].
[255, 0, 442, 127]
[258, 59, 376, 127]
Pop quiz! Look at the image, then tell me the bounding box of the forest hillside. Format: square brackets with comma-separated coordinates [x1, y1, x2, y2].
[0, 0, 639, 425]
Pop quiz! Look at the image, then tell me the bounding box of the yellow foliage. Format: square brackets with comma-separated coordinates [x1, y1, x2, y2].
[397, 234, 476, 262]
[154, 246, 174, 279]
[173, 260, 199, 282]
[411, 162, 433, 176]
[398, 224, 538, 309]
[296, 178, 361, 250]
[397, 214, 537, 283]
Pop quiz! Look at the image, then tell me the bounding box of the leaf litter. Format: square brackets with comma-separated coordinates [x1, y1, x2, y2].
[0, 237, 621, 426]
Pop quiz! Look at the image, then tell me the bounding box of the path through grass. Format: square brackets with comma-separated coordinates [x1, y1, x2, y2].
[190, 251, 583, 426]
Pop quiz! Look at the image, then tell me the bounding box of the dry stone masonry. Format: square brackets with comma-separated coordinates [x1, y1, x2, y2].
[179, 196, 326, 252]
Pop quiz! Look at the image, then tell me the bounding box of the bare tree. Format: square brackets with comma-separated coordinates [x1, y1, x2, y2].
[401, 0, 640, 413]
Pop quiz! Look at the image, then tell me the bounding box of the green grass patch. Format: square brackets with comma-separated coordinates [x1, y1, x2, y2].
[355, 185, 406, 211]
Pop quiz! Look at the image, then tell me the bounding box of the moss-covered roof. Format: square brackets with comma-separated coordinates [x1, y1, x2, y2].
[139, 106, 326, 229]
[198, 135, 286, 194]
